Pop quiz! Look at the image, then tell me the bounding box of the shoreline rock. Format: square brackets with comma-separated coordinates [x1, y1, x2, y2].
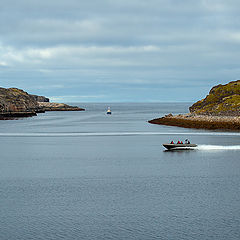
[38, 102, 84, 111]
[0, 87, 85, 120]
[148, 114, 240, 131]
[0, 111, 37, 120]
[149, 80, 240, 131]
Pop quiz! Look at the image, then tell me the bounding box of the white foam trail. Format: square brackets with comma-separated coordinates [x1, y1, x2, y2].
[0, 131, 240, 137]
[197, 145, 240, 150]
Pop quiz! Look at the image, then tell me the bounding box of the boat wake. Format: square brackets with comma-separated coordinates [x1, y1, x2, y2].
[197, 145, 240, 150]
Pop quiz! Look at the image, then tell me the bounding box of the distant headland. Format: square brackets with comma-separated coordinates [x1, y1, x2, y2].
[149, 80, 240, 131]
[0, 87, 85, 120]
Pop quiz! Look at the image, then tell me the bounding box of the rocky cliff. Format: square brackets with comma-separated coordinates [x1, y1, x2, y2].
[0, 87, 84, 119]
[0, 88, 39, 118]
[189, 80, 240, 116]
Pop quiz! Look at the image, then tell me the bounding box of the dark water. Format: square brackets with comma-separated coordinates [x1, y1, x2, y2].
[0, 103, 240, 240]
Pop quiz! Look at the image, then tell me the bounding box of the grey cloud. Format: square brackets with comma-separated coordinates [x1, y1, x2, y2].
[0, 0, 240, 101]
[1, 0, 238, 47]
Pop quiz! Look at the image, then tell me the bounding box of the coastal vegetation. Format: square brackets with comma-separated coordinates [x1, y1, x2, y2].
[149, 80, 240, 131]
[189, 80, 240, 116]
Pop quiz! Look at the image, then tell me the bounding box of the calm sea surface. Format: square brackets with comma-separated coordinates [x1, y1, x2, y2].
[0, 103, 240, 240]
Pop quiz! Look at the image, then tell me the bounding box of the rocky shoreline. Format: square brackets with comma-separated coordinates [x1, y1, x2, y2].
[38, 102, 84, 112]
[0, 111, 37, 120]
[149, 80, 240, 131]
[149, 113, 240, 131]
[0, 87, 85, 120]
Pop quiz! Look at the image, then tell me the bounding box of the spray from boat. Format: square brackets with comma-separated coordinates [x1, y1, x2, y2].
[197, 145, 240, 150]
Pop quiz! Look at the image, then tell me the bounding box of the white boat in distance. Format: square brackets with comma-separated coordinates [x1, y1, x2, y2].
[107, 107, 111, 114]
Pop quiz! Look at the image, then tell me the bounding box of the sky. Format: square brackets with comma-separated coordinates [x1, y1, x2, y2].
[0, 0, 240, 102]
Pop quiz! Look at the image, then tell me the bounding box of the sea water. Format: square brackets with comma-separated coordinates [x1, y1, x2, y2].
[0, 103, 240, 240]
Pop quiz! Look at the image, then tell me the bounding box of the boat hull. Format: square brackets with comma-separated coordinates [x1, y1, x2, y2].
[163, 143, 197, 150]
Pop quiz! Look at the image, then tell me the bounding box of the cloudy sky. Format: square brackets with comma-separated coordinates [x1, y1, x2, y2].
[0, 0, 239, 102]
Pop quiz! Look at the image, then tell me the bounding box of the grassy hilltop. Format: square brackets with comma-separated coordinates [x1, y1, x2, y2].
[189, 80, 240, 116]
[149, 80, 240, 130]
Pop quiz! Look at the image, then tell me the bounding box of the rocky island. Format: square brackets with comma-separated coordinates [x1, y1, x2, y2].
[0, 87, 84, 120]
[149, 80, 240, 131]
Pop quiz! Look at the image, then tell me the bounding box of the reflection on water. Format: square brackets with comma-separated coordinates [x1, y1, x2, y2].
[163, 149, 196, 153]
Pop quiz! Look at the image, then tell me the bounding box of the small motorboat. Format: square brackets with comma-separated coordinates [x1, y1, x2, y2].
[107, 107, 111, 114]
[163, 142, 197, 150]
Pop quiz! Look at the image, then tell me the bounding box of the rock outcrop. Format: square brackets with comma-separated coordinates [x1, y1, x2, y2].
[38, 102, 84, 111]
[0, 88, 39, 118]
[149, 80, 240, 131]
[189, 80, 240, 116]
[149, 114, 240, 131]
[0, 87, 84, 119]
[31, 95, 49, 103]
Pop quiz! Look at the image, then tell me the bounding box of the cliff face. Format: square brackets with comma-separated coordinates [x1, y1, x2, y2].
[0, 88, 39, 117]
[0, 87, 84, 119]
[189, 80, 240, 116]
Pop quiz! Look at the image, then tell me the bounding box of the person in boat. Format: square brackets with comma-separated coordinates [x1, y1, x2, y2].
[185, 139, 190, 144]
[177, 140, 180, 144]
[171, 141, 174, 144]
[180, 141, 183, 144]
